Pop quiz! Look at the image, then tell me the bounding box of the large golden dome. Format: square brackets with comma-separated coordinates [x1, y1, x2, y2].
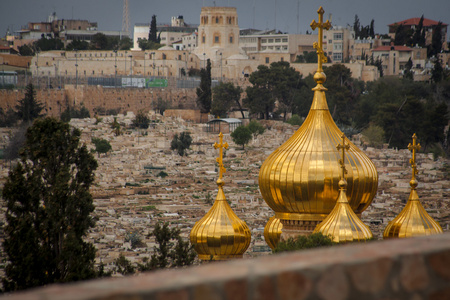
[259, 6, 378, 225]
[383, 134, 443, 239]
[190, 133, 251, 260]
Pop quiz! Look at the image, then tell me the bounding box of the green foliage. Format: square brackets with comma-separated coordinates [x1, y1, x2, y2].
[245, 61, 303, 119]
[0, 108, 18, 127]
[34, 35, 64, 51]
[114, 254, 136, 276]
[149, 15, 160, 44]
[403, 57, 414, 80]
[142, 205, 156, 211]
[157, 171, 168, 178]
[125, 232, 144, 249]
[361, 124, 385, 148]
[138, 38, 161, 51]
[60, 105, 90, 122]
[205, 192, 213, 205]
[211, 82, 243, 118]
[411, 15, 426, 47]
[247, 120, 265, 138]
[88, 34, 132, 50]
[394, 24, 413, 46]
[429, 21, 443, 57]
[431, 58, 444, 83]
[353, 15, 375, 39]
[132, 111, 150, 129]
[286, 114, 303, 126]
[2, 118, 98, 291]
[143, 222, 196, 270]
[15, 84, 44, 123]
[110, 117, 122, 136]
[295, 51, 319, 63]
[196, 59, 212, 113]
[91, 137, 112, 157]
[3, 126, 27, 160]
[273, 233, 334, 253]
[18, 44, 34, 56]
[231, 125, 252, 149]
[155, 98, 169, 115]
[66, 40, 89, 51]
[170, 131, 192, 156]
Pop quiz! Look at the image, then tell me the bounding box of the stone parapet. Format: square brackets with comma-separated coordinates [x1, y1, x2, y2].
[3, 233, 450, 300]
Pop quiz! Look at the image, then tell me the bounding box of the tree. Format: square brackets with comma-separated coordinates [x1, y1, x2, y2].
[196, 59, 212, 114]
[114, 254, 136, 276]
[16, 83, 44, 123]
[394, 24, 412, 46]
[369, 19, 375, 38]
[0, 107, 19, 127]
[155, 97, 169, 115]
[142, 222, 196, 270]
[149, 15, 160, 43]
[429, 21, 443, 57]
[3, 125, 27, 160]
[353, 15, 361, 38]
[403, 57, 414, 80]
[66, 40, 89, 51]
[211, 82, 243, 118]
[361, 124, 385, 148]
[431, 58, 444, 83]
[412, 15, 426, 47]
[247, 120, 265, 139]
[2, 118, 98, 291]
[35, 35, 64, 51]
[18, 44, 34, 56]
[138, 38, 161, 51]
[231, 125, 252, 149]
[90, 33, 108, 50]
[131, 110, 150, 129]
[244, 62, 303, 120]
[91, 137, 112, 157]
[286, 114, 303, 126]
[170, 131, 192, 156]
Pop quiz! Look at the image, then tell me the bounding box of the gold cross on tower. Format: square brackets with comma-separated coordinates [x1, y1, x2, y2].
[407, 133, 421, 181]
[336, 134, 350, 180]
[310, 6, 331, 73]
[214, 132, 228, 182]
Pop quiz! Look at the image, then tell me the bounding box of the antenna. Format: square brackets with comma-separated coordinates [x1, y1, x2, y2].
[274, 0, 277, 31]
[253, 0, 256, 28]
[297, 0, 299, 34]
[122, 0, 130, 38]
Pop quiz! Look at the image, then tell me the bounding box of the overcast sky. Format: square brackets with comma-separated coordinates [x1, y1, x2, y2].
[2, 0, 449, 38]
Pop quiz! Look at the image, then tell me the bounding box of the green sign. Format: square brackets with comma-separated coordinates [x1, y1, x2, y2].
[145, 78, 168, 88]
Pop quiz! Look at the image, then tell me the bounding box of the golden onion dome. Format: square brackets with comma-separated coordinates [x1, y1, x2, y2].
[190, 133, 251, 260]
[314, 135, 373, 242]
[383, 134, 443, 239]
[264, 216, 283, 250]
[258, 7, 378, 224]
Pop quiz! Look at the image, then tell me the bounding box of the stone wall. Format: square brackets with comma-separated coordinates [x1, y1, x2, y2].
[0, 85, 198, 118]
[4, 233, 450, 300]
[164, 109, 208, 123]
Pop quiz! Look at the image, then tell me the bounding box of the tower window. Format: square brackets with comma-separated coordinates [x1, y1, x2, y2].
[215, 36, 220, 43]
[229, 36, 233, 43]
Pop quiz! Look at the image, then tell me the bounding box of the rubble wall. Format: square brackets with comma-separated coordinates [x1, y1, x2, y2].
[6, 233, 450, 300]
[0, 85, 198, 117]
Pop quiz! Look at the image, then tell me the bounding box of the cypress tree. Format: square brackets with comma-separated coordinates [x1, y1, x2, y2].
[2, 118, 98, 291]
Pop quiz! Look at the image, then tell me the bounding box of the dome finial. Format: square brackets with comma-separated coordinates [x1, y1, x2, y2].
[310, 6, 331, 85]
[214, 132, 228, 186]
[407, 133, 420, 189]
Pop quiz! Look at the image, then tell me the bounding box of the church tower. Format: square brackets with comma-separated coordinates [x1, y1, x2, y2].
[196, 7, 241, 60]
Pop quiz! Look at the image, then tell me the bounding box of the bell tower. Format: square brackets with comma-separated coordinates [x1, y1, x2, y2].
[196, 7, 240, 60]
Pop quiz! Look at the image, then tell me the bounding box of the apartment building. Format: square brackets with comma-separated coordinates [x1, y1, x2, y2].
[323, 26, 355, 63]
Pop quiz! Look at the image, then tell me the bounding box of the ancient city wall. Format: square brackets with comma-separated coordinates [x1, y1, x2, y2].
[4, 233, 450, 300]
[0, 85, 198, 118]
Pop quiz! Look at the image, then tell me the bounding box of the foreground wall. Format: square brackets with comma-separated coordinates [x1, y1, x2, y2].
[4, 233, 450, 300]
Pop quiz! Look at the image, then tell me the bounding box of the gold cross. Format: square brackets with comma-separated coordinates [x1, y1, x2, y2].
[407, 133, 421, 179]
[310, 6, 331, 73]
[336, 134, 350, 180]
[214, 132, 228, 180]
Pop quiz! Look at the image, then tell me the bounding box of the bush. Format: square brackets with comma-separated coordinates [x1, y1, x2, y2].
[286, 114, 303, 126]
[361, 124, 385, 148]
[273, 232, 334, 253]
[171, 132, 192, 156]
[60, 105, 90, 122]
[91, 137, 112, 157]
[247, 120, 265, 138]
[132, 111, 150, 129]
[157, 171, 168, 178]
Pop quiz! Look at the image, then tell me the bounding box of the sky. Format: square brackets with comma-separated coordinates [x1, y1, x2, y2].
[1, 0, 449, 39]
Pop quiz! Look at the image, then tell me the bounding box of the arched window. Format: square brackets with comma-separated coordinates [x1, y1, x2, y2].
[216, 17, 219, 24]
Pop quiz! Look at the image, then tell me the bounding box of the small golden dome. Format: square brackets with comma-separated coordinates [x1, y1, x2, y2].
[259, 7, 378, 226]
[383, 134, 443, 239]
[190, 133, 251, 260]
[314, 135, 373, 242]
[264, 216, 283, 250]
